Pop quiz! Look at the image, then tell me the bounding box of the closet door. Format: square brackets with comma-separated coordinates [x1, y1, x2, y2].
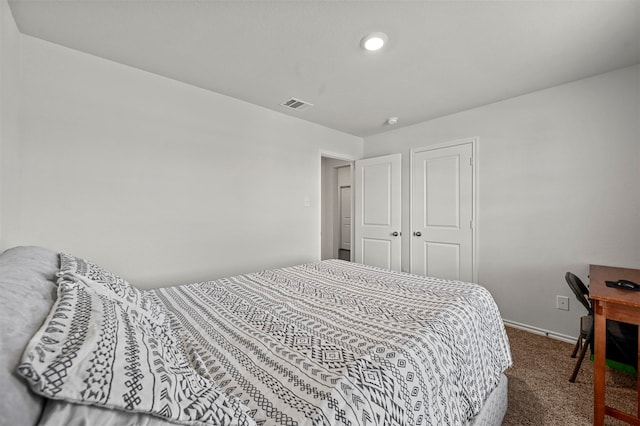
[354, 154, 402, 271]
[411, 141, 476, 282]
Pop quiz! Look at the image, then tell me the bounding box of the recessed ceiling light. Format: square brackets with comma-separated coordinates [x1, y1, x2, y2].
[386, 117, 399, 125]
[361, 32, 388, 51]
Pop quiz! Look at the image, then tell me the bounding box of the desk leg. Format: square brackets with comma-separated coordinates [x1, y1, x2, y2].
[594, 301, 606, 426]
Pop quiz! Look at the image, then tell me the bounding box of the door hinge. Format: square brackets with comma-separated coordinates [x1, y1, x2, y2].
[470, 220, 474, 229]
[469, 156, 473, 167]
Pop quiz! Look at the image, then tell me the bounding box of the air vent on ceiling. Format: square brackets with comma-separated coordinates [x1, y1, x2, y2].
[280, 97, 314, 112]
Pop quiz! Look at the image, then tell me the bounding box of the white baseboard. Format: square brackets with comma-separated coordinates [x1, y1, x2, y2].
[503, 319, 576, 344]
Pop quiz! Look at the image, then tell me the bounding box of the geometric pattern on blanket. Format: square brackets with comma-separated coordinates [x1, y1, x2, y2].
[155, 260, 513, 426]
[17, 275, 255, 426]
[58, 253, 166, 325]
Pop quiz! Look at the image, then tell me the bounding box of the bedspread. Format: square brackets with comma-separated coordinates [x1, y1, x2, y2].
[154, 260, 512, 426]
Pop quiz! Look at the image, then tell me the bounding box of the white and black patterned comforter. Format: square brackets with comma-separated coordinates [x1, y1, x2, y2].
[154, 260, 512, 426]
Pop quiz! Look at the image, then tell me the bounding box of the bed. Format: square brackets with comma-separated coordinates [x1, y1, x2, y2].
[0, 246, 511, 426]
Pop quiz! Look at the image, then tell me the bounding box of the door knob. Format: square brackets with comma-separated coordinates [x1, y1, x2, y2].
[391, 231, 399, 237]
[413, 231, 422, 237]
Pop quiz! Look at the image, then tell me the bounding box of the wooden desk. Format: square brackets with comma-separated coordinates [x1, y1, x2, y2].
[589, 265, 640, 426]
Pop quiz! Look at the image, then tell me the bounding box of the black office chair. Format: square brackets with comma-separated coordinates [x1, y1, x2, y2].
[565, 272, 593, 382]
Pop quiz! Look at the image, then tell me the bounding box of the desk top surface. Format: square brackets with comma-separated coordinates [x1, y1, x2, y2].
[589, 264, 640, 307]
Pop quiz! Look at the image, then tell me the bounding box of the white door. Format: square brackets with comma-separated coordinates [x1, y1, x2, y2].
[340, 186, 351, 250]
[355, 154, 402, 271]
[411, 141, 475, 281]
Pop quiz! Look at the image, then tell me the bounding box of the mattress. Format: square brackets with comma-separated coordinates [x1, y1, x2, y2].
[20, 255, 512, 426]
[38, 374, 509, 426]
[154, 260, 512, 425]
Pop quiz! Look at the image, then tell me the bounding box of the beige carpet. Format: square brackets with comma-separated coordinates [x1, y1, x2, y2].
[503, 326, 636, 426]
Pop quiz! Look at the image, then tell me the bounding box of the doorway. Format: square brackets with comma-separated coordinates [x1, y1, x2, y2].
[338, 184, 352, 261]
[321, 157, 353, 261]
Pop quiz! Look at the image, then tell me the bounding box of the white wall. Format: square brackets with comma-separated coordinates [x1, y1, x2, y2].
[0, 0, 21, 242]
[1, 34, 362, 288]
[364, 65, 640, 339]
[3, 7, 638, 337]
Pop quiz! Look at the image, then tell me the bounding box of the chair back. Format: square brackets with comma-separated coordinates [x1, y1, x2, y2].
[565, 272, 593, 315]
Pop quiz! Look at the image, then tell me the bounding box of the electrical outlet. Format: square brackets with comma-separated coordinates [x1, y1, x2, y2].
[556, 295, 569, 311]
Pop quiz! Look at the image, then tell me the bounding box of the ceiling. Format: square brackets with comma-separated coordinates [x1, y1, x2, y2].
[8, 0, 640, 137]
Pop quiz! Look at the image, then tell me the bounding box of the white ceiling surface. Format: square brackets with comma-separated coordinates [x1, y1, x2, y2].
[8, 1, 640, 137]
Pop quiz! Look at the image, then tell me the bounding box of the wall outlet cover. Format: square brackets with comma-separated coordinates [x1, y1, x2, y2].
[556, 295, 570, 311]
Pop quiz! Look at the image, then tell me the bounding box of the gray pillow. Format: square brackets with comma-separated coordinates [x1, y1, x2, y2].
[0, 246, 59, 426]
